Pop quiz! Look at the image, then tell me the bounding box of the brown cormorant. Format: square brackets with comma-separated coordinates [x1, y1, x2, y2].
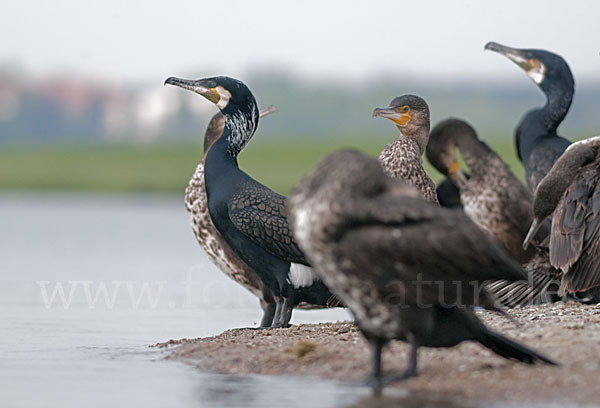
[523, 136, 600, 299]
[485, 42, 573, 192]
[289, 150, 556, 387]
[373, 95, 439, 204]
[427, 118, 542, 264]
[166, 75, 337, 328]
[427, 118, 561, 306]
[185, 106, 278, 327]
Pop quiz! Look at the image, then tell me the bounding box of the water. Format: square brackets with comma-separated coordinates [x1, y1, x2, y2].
[0, 193, 581, 408]
[0, 192, 362, 408]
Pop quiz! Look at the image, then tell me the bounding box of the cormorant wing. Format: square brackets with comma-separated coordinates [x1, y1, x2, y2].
[551, 164, 600, 292]
[229, 183, 308, 265]
[504, 180, 546, 245]
[335, 195, 526, 308]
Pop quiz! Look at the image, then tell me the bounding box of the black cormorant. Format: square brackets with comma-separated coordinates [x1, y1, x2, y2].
[523, 136, 600, 299]
[485, 42, 573, 192]
[435, 178, 464, 208]
[289, 150, 556, 387]
[166, 75, 336, 328]
[185, 106, 278, 327]
[373, 95, 439, 204]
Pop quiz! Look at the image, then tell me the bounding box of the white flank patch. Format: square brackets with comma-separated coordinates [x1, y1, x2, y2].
[293, 207, 310, 245]
[289, 263, 318, 288]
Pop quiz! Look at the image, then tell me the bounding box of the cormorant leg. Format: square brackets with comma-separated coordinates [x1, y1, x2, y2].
[387, 335, 418, 382]
[271, 296, 294, 328]
[259, 302, 276, 328]
[270, 296, 284, 327]
[363, 337, 384, 390]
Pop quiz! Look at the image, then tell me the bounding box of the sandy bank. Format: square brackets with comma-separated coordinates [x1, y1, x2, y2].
[156, 302, 600, 406]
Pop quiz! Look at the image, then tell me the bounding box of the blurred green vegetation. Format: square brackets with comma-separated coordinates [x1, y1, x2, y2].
[0, 137, 527, 195]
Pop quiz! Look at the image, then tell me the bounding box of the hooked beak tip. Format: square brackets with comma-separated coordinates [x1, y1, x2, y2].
[484, 41, 496, 51]
[523, 218, 542, 250]
[372, 108, 388, 119]
[164, 77, 177, 87]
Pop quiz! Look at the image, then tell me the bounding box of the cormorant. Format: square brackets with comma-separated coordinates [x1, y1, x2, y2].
[185, 106, 278, 327]
[289, 150, 556, 387]
[435, 178, 464, 208]
[373, 95, 439, 204]
[166, 75, 336, 328]
[523, 136, 600, 299]
[485, 42, 573, 192]
[426, 118, 541, 264]
[426, 118, 561, 306]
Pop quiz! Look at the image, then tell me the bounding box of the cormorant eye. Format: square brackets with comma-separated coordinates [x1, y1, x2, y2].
[210, 82, 217, 88]
[402, 106, 409, 113]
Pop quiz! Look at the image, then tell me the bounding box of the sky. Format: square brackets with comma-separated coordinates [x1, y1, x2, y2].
[1, 0, 599, 84]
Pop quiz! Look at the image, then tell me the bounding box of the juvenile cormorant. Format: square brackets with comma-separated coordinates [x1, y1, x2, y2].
[485, 42, 573, 192]
[166, 75, 336, 328]
[185, 106, 278, 327]
[426, 118, 541, 264]
[373, 95, 439, 204]
[427, 118, 561, 306]
[289, 150, 556, 387]
[523, 136, 600, 298]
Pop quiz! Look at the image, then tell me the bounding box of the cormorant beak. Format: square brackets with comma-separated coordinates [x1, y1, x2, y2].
[448, 160, 468, 187]
[372, 107, 411, 127]
[259, 105, 277, 118]
[485, 42, 530, 69]
[523, 217, 544, 250]
[164, 77, 221, 105]
[484, 41, 546, 84]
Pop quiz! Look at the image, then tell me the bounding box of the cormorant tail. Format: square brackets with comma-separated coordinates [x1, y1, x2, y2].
[485, 272, 557, 308]
[477, 329, 557, 365]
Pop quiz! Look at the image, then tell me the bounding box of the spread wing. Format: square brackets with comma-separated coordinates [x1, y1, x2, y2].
[229, 182, 308, 265]
[335, 195, 527, 308]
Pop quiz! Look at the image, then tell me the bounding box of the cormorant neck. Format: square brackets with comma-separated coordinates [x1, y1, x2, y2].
[540, 82, 573, 132]
[516, 81, 573, 163]
[534, 143, 593, 219]
[453, 131, 494, 174]
[222, 104, 259, 157]
[203, 132, 240, 204]
[400, 124, 430, 155]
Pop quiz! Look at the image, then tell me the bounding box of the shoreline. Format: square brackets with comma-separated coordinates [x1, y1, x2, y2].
[156, 302, 600, 406]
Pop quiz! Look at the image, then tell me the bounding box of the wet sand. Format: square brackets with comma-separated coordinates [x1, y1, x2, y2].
[157, 302, 600, 406]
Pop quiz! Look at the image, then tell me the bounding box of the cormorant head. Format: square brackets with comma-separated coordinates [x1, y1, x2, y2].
[523, 142, 596, 249]
[426, 118, 472, 186]
[484, 42, 574, 94]
[372, 94, 431, 151]
[165, 75, 260, 156]
[165, 75, 257, 115]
